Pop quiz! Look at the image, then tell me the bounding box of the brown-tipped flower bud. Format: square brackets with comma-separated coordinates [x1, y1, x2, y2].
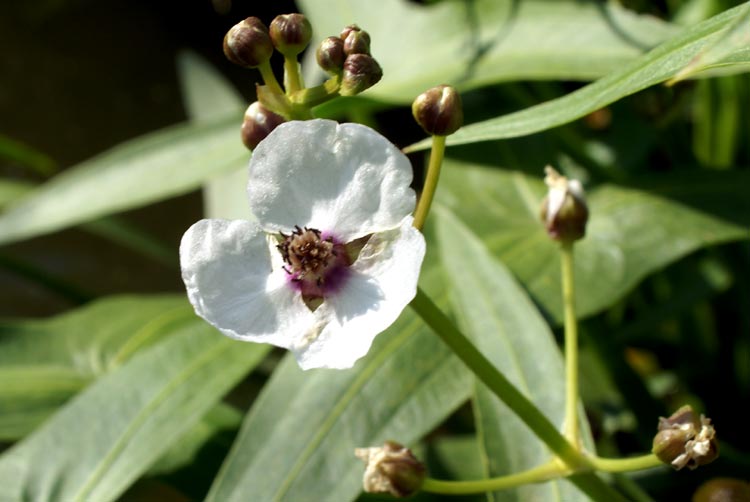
[355, 441, 426, 498]
[316, 36, 346, 74]
[652, 405, 719, 470]
[269, 13, 312, 57]
[343, 29, 371, 56]
[339, 24, 362, 42]
[693, 478, 750, 502]
[240, 101, 285, 150]
[412, 85, 463, 136]
[340, 54, 383, 96]
[223, 17, 273, 68]
[539, 166, 588, 242]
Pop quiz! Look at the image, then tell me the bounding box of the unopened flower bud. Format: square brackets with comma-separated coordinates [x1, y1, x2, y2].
[340, 54, 383, 96]
[340, 24, 363, 42]
[343, 29, 371, 56]
[693, 478, 750, 502]
[412, 85, 463, 136]
[223, 17, 273, 68]
[355, 441, 426, 498]
[539, 166, 588, 242]
[316, 36, 346, 74]
[240, 101, 285, 150]
[269, 13, 312, 57]
[652, 405, 719, 470]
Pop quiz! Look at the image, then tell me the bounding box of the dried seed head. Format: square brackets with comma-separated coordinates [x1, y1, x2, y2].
[355, 441, 426, 498]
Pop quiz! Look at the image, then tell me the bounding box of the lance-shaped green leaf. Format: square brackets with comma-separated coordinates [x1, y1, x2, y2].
[0, 295, 194, 440]
[0, 320, 269, 502]
[669, 3, 750, 83]
[0, 116, 246, 246]
[206, 265, 475, 502]
[436, 159, 750, 322]
[300, 0, 677, 103]
[405, 2, 750, 152]
[435, 207, 592, 501]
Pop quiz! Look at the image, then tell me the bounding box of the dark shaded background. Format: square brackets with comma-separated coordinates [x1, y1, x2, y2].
[0, 0, 296, 316]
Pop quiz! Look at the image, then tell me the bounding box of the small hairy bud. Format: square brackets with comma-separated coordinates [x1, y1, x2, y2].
[693, 478, 750, 502]
[269, 13, 312, 57]
[412, 85, 463, 136]
[316, 36, 346, 74]
[240, 101, 285, 150]
[343, 29, 371, 56]
[539, 166, 588, 243]
[223, 17, 273, 68]
[340, 54, 383, 96]
[355, 441, 426, 498]
[652, 405, 719, 470]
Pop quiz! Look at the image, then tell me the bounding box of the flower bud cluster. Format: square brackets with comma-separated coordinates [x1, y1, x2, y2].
[316, 24, 383, 96]
[652, 405, 718, 470]
[355, 441, 426, 498]
[224, 14, 312, 69]
[223, 15, 386, 150]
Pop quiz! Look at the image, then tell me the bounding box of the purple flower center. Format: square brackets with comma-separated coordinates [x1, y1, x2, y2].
[277, 226, 351, 300]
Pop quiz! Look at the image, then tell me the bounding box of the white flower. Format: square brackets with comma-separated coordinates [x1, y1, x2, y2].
[180, 119, 426, 370]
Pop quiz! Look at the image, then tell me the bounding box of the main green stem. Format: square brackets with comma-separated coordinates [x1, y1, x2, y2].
[413, 135, 446, 231]
[410, 289, 628, 501]
[561, 241, 580, 447]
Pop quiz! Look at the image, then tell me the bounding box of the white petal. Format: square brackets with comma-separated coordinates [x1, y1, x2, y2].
[180, 219, 315, 349]
[292, 217, 426, 369]
[247, 119, 416, 241]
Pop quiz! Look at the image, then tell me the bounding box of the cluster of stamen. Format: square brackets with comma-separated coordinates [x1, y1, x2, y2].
[277, 226, 337, 287]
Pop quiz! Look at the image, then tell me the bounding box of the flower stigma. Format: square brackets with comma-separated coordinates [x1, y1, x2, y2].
[277, 226, 355, 301]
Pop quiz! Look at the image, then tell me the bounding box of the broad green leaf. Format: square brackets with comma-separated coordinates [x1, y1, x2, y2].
[0, 295, 194, 439]
[177, 51, 251, 220]
[0, 116, 245, 246]
[0, 320, 268, 502]
[436, 159, 750, 322]
[0, 179, 33, 208]
[405, 2, 750, 152]
[0, 179, 175, 267]
[435, 207, 591, 501]
[206, 266, 475, 502]
[300, 0, 678, 103]
[148, 402, 243, 475]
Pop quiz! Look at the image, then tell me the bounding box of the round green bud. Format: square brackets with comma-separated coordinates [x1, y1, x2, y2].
[316, 36, 346, 74]
[223, 17, 273, 68]
[340, 54, 383, 96]
[269, 13, 312, 57]
[693, 478, 750, 502]
[240, 101, 285, 150]
[343, 29, 371, 56]
[411, 84, 463, 136]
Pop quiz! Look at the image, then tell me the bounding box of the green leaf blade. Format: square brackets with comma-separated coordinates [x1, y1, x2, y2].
[435, 207, 591, 501]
